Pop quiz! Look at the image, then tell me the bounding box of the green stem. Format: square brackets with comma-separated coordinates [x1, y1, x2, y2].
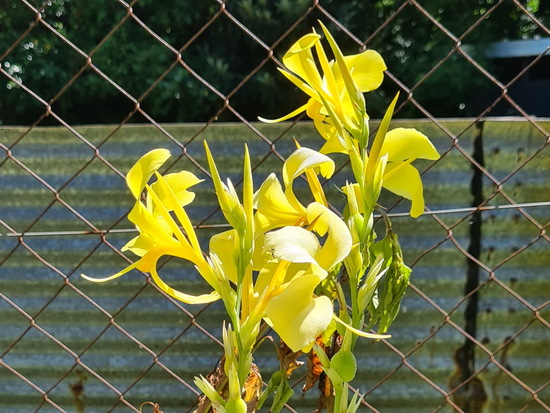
[333, 386, 343, 413]
[235, 234, 255, 385]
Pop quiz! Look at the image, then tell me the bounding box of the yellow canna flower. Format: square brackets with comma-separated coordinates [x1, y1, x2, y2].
[265, 271, 333, 352]
[254, 147, 334, 233]
[246, 144, 354, 352]
[306, 100, 353, 154]
[83, 149, 221, 305]
[251, 227, 342, 351]
[247, 202, 352, 352]
[253, 173, 304, 232]
[260, 24, 386, 154]
[379, 127, 441, 217]
[248, 218, 386, 352]
[346, 124, 440, 218]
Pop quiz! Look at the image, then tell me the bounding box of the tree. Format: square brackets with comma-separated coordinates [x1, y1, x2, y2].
[1, 0, 548, 125]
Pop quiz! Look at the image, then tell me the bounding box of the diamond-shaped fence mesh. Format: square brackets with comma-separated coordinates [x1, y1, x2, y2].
[0, 1, 549, 412]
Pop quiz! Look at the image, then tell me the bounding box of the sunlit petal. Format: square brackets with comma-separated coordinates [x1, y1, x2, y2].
[305, 97, 326, 120]
[264, 226, 320, 265]
[344, 50, 386, 92]
[121, 234, 155, 257]
[210, 229, 238, 284]
[283, 148, 334, 211]
[383, 162, 425, 218]
[253, 260, 284, 302]
[283, 33, 323, 91]
[81, 260, 140, 283]
[150, 171, 202, 211]
[266, 273, 333, 352]
[127, 202, 177, 247]
[251, 232, 270, 271]
[126, 149, 171, 199]
[317, 123, 351, 154]
[332, 315, 391, 339]
[283, 147, 335, 185]
[255, 262, 315, 307]
[254, 173, 304, 232]
[147, 182, 197, 253]
[306, 202, 352, 271]
[381, 128, 440, 162]
[153, 172, 202, 253]
[319, 25, 367, 145]
[314, 35, 343, 117]
[258, 102, 310, 124]
[141, 247, 220, 304]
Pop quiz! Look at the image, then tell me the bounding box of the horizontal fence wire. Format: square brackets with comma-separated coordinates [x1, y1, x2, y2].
[0, 1, 549, 412]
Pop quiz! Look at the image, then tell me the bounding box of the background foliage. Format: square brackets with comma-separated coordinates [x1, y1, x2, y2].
[1, 0, 548, 125]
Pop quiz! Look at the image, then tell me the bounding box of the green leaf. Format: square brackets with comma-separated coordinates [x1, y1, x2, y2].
[257, 371, 280, 410]
[330, 350, 357, 382]
[366, 93, 399, 183]
[274, 372, 294, 413]
[346, 389, 365, 413]
[258, 371, 294, 413]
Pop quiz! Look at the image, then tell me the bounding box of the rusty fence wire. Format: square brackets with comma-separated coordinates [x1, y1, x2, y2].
[0, 0, 549, 412]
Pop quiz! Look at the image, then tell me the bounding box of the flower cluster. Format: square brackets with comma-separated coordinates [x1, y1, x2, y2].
[84, 22, 439, 413]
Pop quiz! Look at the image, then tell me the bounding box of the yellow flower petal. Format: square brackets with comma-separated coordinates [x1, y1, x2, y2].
[139, 184, 221, 289]
[314, 35, 343, 117]
[141, 247, 221, 304]
[318, 23, 358, 94]
[343, 50, 387, 92]
[251, 232, 270, 271]
[306, 202, 352, 271]
[305, 97, 326, 120]
[252, 260, 284, 302]
[383, 162, 425, 218]
[152, 172, 202, 253]
[126, 149, 171, 199]
[283, 147, 335, 185]
[121, 234, 155, 257]
[283, 147, 334, 212]
[332, 315, 391, 339]
[277, 68, 318, 101]
[266, 273, 333, 352]
[150, 171, 202, 211]
[127, 202, 178, 247]
[81, 260, 140, 283]
[306, 100, 353, 154]
[258, 102, 310, 123]
[381, 128, 440, 163]
[318, 126, 352, 155]
[264, 226, 321, 265]
[210, 229, 238, 284]
[282, 33, 323, 92]
[253, 260, 310, 303]
[254, 173, 304, 232]
[146, 182, 198, 252]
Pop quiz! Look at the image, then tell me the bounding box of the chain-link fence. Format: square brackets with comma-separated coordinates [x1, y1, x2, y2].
[1, 1, 549, 412]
